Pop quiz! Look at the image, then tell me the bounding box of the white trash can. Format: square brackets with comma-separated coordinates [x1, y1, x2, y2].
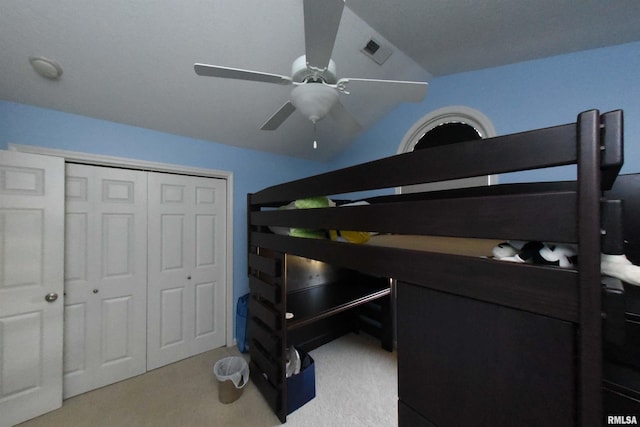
[213, 356, 249, 404]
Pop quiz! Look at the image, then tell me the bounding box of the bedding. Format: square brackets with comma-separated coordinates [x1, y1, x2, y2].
[493, 240, 640, 286]
[371, 235, 640, 286]
[269, 197, 373, 243]
[269, 198, 640, 286]
[269, 196, 335, 239]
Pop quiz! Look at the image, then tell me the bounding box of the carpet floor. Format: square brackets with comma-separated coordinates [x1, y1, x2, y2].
[18, 333, 397, 427]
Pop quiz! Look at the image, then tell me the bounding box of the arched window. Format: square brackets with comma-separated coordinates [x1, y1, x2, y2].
[414, 122, 482, 150]
[398, 106, 497, 194]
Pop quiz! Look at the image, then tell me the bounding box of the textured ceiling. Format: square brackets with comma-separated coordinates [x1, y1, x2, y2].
[2, 1, 640, 161]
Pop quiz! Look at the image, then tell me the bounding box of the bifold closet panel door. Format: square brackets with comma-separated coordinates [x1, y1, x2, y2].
[0, 151, 64, 427]
[147, 172, 227, 370]
[63, 164, 148, 398]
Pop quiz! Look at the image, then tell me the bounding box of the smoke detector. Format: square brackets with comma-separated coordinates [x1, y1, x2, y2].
[29, 56, 63, 80]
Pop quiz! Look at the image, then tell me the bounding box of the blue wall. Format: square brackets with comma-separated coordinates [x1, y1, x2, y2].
[2, 40, 640, 341]
[0, 101, 326, 307]
[329, 41, 640, 185]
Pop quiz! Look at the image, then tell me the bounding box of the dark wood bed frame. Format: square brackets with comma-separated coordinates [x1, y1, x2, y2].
[247, 109, 631, 425]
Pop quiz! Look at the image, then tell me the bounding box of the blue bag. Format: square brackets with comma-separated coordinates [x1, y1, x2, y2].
[236, 293, 250, 353]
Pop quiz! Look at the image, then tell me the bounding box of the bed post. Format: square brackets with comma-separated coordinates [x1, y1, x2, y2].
[247, 193, 289, 423]
[577, 109, 603, 426]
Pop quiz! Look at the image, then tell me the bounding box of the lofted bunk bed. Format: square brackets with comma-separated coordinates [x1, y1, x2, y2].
[247, 109, 629, 425]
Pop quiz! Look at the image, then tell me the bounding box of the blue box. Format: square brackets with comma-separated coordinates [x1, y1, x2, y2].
[287, 352, 315, 414]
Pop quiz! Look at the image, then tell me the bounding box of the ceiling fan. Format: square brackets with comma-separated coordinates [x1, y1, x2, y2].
[194, 0, 428, 133]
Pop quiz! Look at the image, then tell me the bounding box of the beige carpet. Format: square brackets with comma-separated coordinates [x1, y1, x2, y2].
[18, 333, 397, 427]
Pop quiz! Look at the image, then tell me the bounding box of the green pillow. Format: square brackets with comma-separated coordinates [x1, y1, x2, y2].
[289, 228, 327, 239]
[294, 196, 331, 209]
[285, 197, 332, 239]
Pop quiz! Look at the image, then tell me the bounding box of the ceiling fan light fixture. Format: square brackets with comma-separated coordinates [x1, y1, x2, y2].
[290, 83, 338, 123]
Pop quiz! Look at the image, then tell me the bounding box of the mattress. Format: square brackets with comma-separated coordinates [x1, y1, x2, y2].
[366, 234, 504, 258]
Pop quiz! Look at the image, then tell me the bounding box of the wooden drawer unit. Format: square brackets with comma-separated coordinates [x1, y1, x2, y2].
[397, 281, 576, 427]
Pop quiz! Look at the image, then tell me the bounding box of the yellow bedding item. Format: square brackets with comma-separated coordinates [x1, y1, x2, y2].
[329, 230, 371, 244]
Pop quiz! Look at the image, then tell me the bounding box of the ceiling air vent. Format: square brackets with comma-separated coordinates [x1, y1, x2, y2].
[361, 38, 393, 65]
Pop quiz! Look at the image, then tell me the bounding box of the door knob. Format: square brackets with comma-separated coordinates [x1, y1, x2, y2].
[45, 292, 58, 302]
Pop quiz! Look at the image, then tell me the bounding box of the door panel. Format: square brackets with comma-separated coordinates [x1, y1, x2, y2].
[195, 282, 215, 337]
[63, 164, 147, 398]
[63, 303, 87, 376]
[190, 181, 226, 355]
[161, 214, 185, 270]
[0, 150, 64, 427]
[161, 287, 184, 346]
[196, 214, 216, 266]
[101, 296, 133, 362]
[147, 173, 227, 370]
[102, 213, 134, 277]
[2, 312, 42, 394]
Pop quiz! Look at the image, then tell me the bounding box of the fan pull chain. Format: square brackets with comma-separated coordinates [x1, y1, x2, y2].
[313, 122, 318, 149]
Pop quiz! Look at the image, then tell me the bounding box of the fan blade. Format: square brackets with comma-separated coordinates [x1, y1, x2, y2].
[194, 63, 292, 85]
[329, 100, 362, 133]
[337, 78, 428, 103]
[261, 101, 297, 130]
[303, 0, 344, 70]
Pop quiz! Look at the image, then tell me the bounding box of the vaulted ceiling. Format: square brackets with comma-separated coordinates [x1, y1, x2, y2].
[2, 1, 640, 161]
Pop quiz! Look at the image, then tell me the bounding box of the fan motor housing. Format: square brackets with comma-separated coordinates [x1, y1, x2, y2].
[292, 55, 337, 84]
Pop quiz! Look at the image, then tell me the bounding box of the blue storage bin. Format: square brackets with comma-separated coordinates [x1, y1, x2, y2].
[236, 293, 249, 353]
[287, 351, 316, 414]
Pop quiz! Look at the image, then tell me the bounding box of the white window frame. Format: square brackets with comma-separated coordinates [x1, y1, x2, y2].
[397, 106, 498, 194]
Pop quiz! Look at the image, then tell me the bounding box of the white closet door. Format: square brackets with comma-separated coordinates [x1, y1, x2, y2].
[147, 172, 227, 370]
[63, 164, 147, 398]
[0, 151, 64, 427]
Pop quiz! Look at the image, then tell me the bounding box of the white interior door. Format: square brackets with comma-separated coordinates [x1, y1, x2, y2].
[147, 172, 227, 370]
[0, 151, 64, 427]
[63, 164, 148, 398]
